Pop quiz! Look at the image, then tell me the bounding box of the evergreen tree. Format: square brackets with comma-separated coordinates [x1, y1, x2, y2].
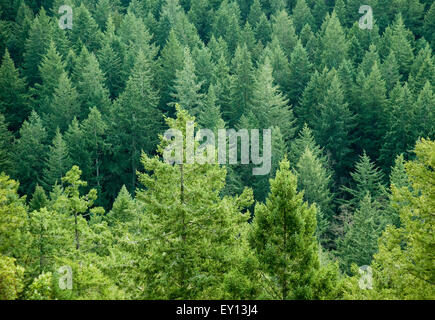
[29, 185, 48, 212]
[248, 58, 296, 142]
[0, 113, 13, 174]
[287, 40, 313, 106]
[319, 11, 349, 70]
[312, 75, 356, 177]
[270, 10, 298, 59]
[228, 44, 254, 125]
[289, 123, 327, 168]
[136, 106, 257, 299]
[13, 111, 48, 196]
[170, 47, 205, 116]
[292, 0, 314, 34]
[0, 50, 28, 132]
[158, 30, 185, 115]
[249, 158, 319, 299]
[69, 4, 103, 52]
[110, 50, 162, 192]
[341, 152, 386, 210]
[295, 147, 333, 243]
[336, 193, 384, 273]
[44, 71, 80, 136]
[42, 129, 71, 191]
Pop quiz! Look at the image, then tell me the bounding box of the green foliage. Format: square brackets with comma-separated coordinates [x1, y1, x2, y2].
[0, 254, 24, 300]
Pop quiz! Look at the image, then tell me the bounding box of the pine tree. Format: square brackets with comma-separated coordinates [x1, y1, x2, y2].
[42, 128, 71, 191]
[381, 51, 402, 92]
[355, 62, 388, 160]
[289, 123, 327, 168]
[69, 4, 103, 52]
[211, 0, 242, 54]
[75, 53, 111, 119]
[13, 111, 48, 196]
[106, 185, 136, 225]
[197, 84, 225, 133]
[191, 45, 214, 93]
[408, 44, 435, 94]
[414, 82, 435, 140]
[170, 47, 205, 116]
[29, 185, 48, 212]
[0, 49, 28, 132]
[380, 83, 417, 171]
[247, 0, 262, 28]
[249, 158, 319, 299]
[80, 107, 109, 191]
[255, 13, 271, 45]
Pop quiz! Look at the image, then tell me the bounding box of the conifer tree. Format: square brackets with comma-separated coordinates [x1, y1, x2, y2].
[110, 50, 161, 192]
[248, 58, 296, 142]
[75, 53, 111, 119]
[42, 128, 71, 191]
[170, 47, 205, 116]
[381, 51, 402, 92]
[336, 193, 384, 273]
[136, 106, 256, 299]
[289, 123, 327, 168]
[158, 30, 185, 115]
[228, 44, 254, 125]
[312, 75, 356, 177]
[270, 10, 298, 59]
[29, 185, 48, 212]
[69, 4, 103, 52]
[0, 50, 28, 132]
[319, 11, 349, 70]
[341, 152, 386, 210]
[31, 41, 65, 117]
[292, 0, 314, 34]
[80, 107, 110, 191]
[22, 8, 53, 85]
[44, 71, 80, 136]
[249, 158, 320, 299]
[287, 40, 313, 106]
[296, 147, 333, 243]
[0, 113, 13, 174]
[13, 111, 48, 196]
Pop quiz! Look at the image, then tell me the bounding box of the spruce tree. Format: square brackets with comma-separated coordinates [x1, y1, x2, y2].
[287, 40, 313, 106]
[292, 0, 314, 34]
[270, 10, 298, 59]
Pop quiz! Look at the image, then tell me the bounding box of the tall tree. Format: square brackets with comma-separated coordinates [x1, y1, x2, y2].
[249, 158, 320, 299]
[0, 49, 28, 132]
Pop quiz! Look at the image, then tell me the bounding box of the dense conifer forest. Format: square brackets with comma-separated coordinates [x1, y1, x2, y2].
[0, 0, 434, 300]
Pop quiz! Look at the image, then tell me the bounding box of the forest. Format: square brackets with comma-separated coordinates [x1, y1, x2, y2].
[0, 0, 434, 300]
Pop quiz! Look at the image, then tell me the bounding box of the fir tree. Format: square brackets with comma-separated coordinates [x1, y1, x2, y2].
[0, 113, 13, 174]
[42, 129, 71, 191]
[0, 49, 28, 132]
[249, 158, 320, 299]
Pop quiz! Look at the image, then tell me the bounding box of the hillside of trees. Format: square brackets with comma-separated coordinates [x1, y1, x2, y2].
[0, 0, 434, 300]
